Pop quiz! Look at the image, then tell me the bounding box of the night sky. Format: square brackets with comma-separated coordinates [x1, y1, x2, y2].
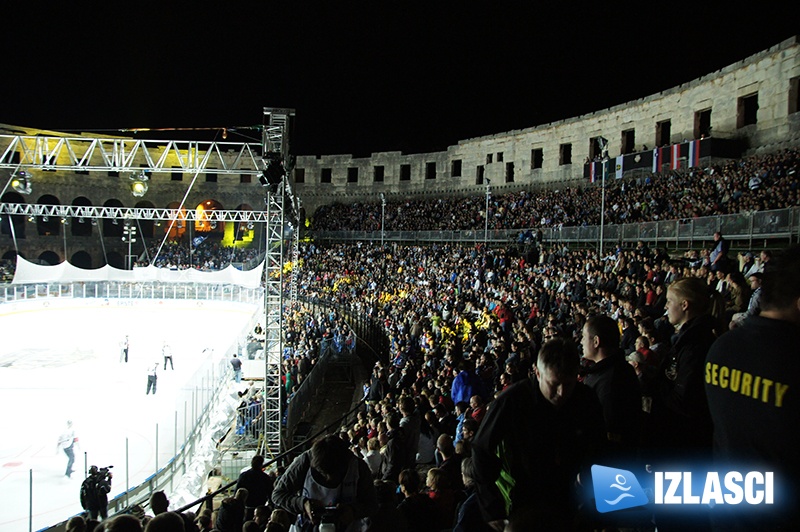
[1, 4, 797, 157]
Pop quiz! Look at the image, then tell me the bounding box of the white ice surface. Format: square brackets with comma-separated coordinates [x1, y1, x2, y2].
[0, 300, 257, 531]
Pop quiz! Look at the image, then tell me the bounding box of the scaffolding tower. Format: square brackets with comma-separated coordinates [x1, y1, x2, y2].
[259, 107, 296, 456]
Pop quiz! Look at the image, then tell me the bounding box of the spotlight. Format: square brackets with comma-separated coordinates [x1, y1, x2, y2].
[61, 217, 68, 225]
[78, 217, 85, 224]
[42, 216, 49, 223]
[247, 222, 254, 230]
[129, 171, 149, 197]
[91, 219, 98, 226]
[210, 220, 217, 229]
[10, 171, 32, 195]
[27, 215, 35, 223]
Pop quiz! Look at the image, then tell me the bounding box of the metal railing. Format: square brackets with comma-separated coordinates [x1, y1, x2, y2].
[280, 296, 386, 449]
[0, 281, 264, 304]
[174, 400, 366, 520]
[311, 206, 799, 248]
[1, 290, 262, 532]
[4, 269, 390, 531]
[35, 346, 242, 532]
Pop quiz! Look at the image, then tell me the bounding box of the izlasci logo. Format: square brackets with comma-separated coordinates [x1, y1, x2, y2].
[592, 465, 648, 513]
[592, 465, 775, 513]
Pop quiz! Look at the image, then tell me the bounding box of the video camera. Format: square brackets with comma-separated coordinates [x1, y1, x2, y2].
[94, 465, 113, 480]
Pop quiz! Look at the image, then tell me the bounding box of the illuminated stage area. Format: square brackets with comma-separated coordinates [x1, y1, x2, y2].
[0, 299, 258, 531]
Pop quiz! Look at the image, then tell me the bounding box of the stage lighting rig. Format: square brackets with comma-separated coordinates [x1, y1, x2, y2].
[129, 170, 149, 197]
[259, 152, 286, 192]
[10, 170, 32, 195]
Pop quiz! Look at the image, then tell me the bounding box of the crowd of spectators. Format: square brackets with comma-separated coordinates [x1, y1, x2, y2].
[280, 305, 355, 409]
[311, 148, 800, 232]
[63, 486, 293, 532]
[263, 233, 790, 530]
[137, 241, 262, 270]
[44, 146, 800, 531]
[3, 148, 799, 282]
[0, 258, 13, 282]
[234, 303, 357, 442]
[62, 234, 794, 529]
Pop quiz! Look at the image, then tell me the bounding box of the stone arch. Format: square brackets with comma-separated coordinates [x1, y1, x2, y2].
[102, 199, 125, 238]
[105, 251, 124, 269]
[35, 194, 61, 236]
[232, 203, 256, 245]
[71, 196, 94, 237]
[134, 200, 156, 240]
[70, 250, 93, 269]
[38, 250, 61, 265]
[194, 199, 225, 238]
[164, 201, 187, 241]
[1, 191, 26, 239]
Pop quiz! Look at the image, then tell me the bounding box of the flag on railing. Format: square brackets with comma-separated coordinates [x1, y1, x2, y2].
[688, 139, 701, 168]
[615, 156, 624, 179]
[671, 144, 681, 170]
[192, 235, 207, 248]
[653, 147, 661, 173]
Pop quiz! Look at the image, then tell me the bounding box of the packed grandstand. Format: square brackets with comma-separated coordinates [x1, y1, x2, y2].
[2, 41, 800, 532]
[312, 149, 799, 232]
[4, 152, 799, 531]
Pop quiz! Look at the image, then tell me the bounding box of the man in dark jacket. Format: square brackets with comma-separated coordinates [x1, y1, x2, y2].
[368, 367, 387, 403]
[236, 455, 274, 521]
[381, 413, 410, 482]
[619, 316, 638, 355]
[705, 246, 800, 530]
[80, 465, 112, 520]
[471, 338, 605, 529]
[437, 433, 465, 491]
[709, 231, 730, 272]
[581, 314, 642, 452]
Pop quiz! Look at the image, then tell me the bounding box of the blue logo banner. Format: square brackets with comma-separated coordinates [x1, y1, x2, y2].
[592, 464, 649, 513]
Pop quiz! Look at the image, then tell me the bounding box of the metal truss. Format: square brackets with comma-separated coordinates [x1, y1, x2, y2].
[0, 116, 296, 457]
[0, 203, 272, 222]
[260, 107, 295, 457]
[263, 108, 295, 157]
[0, 134, 263, 175]
[261, 186, 286, 456]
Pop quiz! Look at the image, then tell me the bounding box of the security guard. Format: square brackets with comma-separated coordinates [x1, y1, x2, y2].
[705, 246, 800, 530]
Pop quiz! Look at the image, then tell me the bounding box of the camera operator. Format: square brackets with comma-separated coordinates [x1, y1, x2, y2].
[80, 465, 113, 520]
[272, 435, 377, 531]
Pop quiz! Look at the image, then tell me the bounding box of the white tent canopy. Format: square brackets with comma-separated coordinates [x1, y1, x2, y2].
[12, 256, 264, 289]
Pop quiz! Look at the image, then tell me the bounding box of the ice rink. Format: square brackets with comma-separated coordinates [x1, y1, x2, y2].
[0, 298, 258, 531]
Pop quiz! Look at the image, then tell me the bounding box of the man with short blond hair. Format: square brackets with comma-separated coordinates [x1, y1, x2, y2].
[581, 314, 642, 449]
[472, 339, 604, 527]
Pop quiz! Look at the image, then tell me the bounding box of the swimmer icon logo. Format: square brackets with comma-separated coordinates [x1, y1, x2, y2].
[592, 465, 649, 513]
